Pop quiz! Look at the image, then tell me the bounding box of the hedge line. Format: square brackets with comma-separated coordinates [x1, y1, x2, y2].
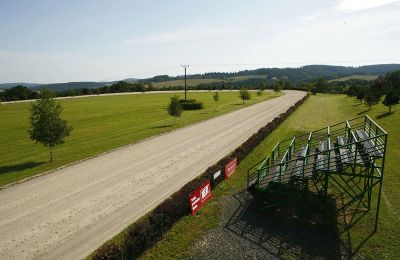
[92, 93, 309, 260]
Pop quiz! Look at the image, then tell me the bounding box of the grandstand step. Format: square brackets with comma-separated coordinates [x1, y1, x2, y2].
[315, 154, 328, 171]
[318, 140, 328, 153]
[356, 130, 383, 158]
[291, 160, 304, 177]
[337, 135, 348, 146]
[338, 148, 352, 164]
[297, 146, 307, 158]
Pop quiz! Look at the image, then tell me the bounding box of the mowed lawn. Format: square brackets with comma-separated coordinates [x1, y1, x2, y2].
[141, 94, 400, 259]
[0, 91, 279, 187]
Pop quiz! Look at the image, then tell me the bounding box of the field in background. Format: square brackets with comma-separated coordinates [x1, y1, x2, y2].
[329, 74, 378, 82]
[141, 94, 399, 259]
[0, 91, 279, 187]
[151, 75, 267, 88]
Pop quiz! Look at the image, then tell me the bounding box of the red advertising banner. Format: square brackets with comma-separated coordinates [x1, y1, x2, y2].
[189, 180, 212, 215]
[224, 157, 237, 179]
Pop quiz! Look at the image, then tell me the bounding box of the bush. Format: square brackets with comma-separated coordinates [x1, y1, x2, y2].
[92, 241, 122, 260]
[179, 99, 204, 110]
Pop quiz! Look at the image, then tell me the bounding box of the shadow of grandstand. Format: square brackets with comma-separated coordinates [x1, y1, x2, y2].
[223, 189, 375, 259]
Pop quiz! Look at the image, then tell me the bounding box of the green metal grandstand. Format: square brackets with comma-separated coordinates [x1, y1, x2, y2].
[247, 115, 388, 230]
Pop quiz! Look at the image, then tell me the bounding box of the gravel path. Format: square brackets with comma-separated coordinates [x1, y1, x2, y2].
[0, 90, 306, 259]
[190, 191, 345, 260]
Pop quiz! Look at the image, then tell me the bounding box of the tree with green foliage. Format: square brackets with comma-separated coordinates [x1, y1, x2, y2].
[167, 95, 182, 125]
[356, 87, 366, 104]
[239, 89, 251, 104]
[314, 77, 329, 93]
[213, 91, 219, 112]
[383, 90, 399, 113]
[29, 90, 72, 161]
[273, 81, 283, 95]
[311, 87, 317, 95]
[364, 88, 381, 110]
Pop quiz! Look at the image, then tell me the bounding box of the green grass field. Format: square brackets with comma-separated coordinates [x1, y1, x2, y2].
[141, 94, 400, 259]
[0, 91, 278, 187]
[152, 75, 267, 88]
[330, 74, 378, 82]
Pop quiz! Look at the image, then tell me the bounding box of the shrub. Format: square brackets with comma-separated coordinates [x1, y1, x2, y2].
[178, 99, 204, 110]
[92, 241, 122, 260]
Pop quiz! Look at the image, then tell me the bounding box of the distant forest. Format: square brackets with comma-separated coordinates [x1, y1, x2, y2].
[1, 64, 400, 102]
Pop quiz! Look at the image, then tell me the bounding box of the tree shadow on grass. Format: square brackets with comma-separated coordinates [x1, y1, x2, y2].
[0, 161, 45, 175]
[149, 124, 174, 129]
[376, 111, 394, 119]
[357, 109, 370, 115]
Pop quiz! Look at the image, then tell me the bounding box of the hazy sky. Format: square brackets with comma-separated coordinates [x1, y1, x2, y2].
[1, 0, 399, 83]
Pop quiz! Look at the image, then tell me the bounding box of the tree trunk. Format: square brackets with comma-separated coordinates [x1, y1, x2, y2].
[389, 104, 392, 113]
[173, 116, 176, 125]
[242, 99, 244, 104]
[50, 145, 54, 162]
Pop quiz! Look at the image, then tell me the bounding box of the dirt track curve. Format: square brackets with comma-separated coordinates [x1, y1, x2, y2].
[0, 90, 306, 259]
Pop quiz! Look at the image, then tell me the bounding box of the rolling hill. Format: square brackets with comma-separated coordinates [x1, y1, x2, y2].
[1, 64, 399, 91]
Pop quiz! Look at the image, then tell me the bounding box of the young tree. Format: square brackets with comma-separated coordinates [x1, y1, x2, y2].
[167, 95, 182, 125]
[239, 89, 251, 104]
[29, 90, 72, 161]
[256, 89, 263, 96]
[213, 91, 219, 112]
[356, 87, 366, 104]
[383, 90, 399, 113]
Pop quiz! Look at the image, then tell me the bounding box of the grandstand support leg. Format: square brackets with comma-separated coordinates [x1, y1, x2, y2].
[324, 172, 329, 202]
[375, 134, 388, 231]
[367, 167, 373, 210]
[375, 177, 383, 231]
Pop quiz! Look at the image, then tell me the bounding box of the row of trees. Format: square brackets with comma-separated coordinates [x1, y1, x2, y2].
[0, 85, 40, 101]
[0, 81, 156, 102]
[347, 71, 399, 112]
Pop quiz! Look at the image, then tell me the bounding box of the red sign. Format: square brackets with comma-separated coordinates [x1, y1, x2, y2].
[224, 157, 237, 179]
[189, 180, 212, 215]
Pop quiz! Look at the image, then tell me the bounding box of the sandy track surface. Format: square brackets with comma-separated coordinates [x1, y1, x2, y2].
[1, 89, 266, 105]
[0, 90, 306, 259]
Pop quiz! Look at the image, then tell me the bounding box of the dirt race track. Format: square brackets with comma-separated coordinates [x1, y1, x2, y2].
[0, 90, 306, 259]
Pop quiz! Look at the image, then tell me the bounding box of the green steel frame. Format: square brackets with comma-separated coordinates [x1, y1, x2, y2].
[247, 115, 388, 230]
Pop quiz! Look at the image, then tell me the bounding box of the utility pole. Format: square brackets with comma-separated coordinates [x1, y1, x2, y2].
[181, 64, 189, 100]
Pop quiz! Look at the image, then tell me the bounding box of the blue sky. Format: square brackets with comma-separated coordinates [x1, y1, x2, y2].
[0, 0, 399, 83]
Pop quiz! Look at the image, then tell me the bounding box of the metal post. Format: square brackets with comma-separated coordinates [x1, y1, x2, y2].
[181, 65, 189, 100]
[375, 134, 388, 231]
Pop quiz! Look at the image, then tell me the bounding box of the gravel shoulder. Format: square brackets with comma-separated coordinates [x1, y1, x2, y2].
[0, 90, 305, 259]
